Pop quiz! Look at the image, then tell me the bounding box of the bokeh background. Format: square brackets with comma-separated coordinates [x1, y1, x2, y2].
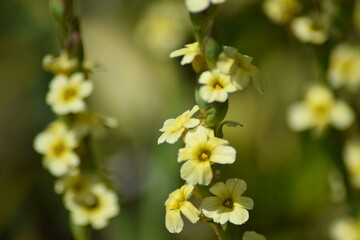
[0, 0, 356, 239]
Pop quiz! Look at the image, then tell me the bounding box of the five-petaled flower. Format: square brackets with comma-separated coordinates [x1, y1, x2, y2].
[158, 105, 201, 144]
[46, 72, 93, 115]
[178, 126, 236, 185]
[201, 178, 254, 225]
[287, 85, 354, 135]
[185, 0, 226, 13]
[165, 184, 200, 233]
[170, 42, 201, 65]
[34, 121, 80, 177]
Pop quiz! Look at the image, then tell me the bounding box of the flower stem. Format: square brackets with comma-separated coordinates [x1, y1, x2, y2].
[209, 222, 226, 240]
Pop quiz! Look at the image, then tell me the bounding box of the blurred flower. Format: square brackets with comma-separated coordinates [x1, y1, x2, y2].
[291, 16, 328, 44]
[34, 121, 79, 176]
[178, 125, 236, 185]
[165, 184, 199, 233]
[344, 138, 360, 188]
[217, 46, 265, 93]
[185, 0, 226, 13]
[201, 178, 253, 225]
[65, 183, 119, 229]
[243, 231, 267, 240]
[170, 42, 200, 65]
[330, 217, 360, 240]
[46, 73, 93, 115]
[43, 51, 78, 74]
[263, 0, 301, 24]
[328, 43, 360, 91]
[287, 85, 354, 134]
[198, 69, 238, 103]
[136, 1, 190, 56]
[158, 105, 200, 144]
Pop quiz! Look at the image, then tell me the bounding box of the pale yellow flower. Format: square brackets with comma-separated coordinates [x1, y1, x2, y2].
[201, 178, 253, 225]
[165, 184, 200, 233]
[170, 42, 200, 65]
[344, 139, 360, 188]
[330, 217, 360, 240]
[185, 0, 226, 13]
[34, 121, 79, 177]
[198, 69, 238, 103]
[328, 43, 360, 91]
[158, 105, 200, 144]
[243, 231, 267, 240]
[43, 51, 78, 74]
[291, 16, 328, 45]
[217, 46, 265, 93]
[65, 183, 119, 229]
[263, 0, 301, 24]
[287, 85, 354, 134]
[46, 73, 93, 115]
[178, 126, 236, 185]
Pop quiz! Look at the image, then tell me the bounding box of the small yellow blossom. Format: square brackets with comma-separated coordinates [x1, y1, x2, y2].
[287, 85, 354, 134]
[263, 0, 301, 24]
[46, 73, 93, 115]
[170, 42, 200, 65]
[64, 183, 119, 229]
[185, 0, 226, 13]
[330, 217, 360, 240]
[328, 43, 360, 91]
[43, 51, 78, 74]
[201, 178, 253, 225]
[243, 231, 267, 240]
[158, 105, 200, 144]
[217, 46, 265, 93]
[344, 139, 360, 188]
[178, 126, 236, 185]
[34, 121, 79, 177]
[165, 184, 200, 233]
[291, 16, 328, 45]
[198, 69, 238, 103]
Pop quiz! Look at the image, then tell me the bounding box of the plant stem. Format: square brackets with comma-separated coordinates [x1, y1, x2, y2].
[209, 222, 226, 240]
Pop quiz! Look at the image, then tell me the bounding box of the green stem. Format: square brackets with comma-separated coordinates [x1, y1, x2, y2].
[209, 222, 226, 240]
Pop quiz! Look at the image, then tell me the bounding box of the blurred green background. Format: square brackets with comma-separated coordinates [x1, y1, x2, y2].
[0, 0, 351, 239]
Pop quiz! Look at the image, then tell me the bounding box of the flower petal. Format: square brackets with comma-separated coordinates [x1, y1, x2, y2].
[180, 201, 199, 223]
[165, 210, 184, 233]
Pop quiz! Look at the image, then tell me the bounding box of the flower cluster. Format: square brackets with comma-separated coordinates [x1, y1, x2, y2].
[160, 0, 265, 237]
[34, 51, 119, 229]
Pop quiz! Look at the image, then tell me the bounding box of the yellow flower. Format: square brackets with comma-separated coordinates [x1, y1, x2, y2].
[185, 0, 226, 13]
[344, 139, 360, 188]
[243, 231, 267, 240]
[328, 43, 360, 91]
[263, 0, 301, 24]
[170, 42, 200, 65]
[43, 51, 78, 74]
[287, 85, 354, 134]
[217, 46, 265, 93]
[291, 16, 328, 45]
[158, 105, 200, 144]
[34, 121, 79, 177]
[330, 217, 360, 240]
[165, 184, 200, 233]
[65, 183, 119, 229]
[201, 178, 253, 225]
[178, 126, 236, 185]
[198, 69, 238, 103]
[46, 73, 93, 115]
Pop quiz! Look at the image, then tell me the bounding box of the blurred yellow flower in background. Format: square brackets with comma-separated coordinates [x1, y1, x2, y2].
[328, 43, 360, 91]
[42, 51, 78, 75]
[291, 16, 328, 45]
[344, 139, 360, 188]
[185, 0, 226, 13]
[46, 73, 93, 115]
[287, 85, 354, 134]
[330, 217, 360, 240]
[34, 121, 79, 176]
[165, 184, 199, 233]
[201, 178, 253, 225]
[263, 0, 301, 24]
[178, 126, 236, 185]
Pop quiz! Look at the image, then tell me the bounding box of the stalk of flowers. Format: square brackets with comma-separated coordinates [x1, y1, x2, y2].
[159, 0, 265, 239]
[33, 0, 119, 237]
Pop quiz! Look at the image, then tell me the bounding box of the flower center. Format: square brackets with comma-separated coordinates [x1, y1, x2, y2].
[76, 192, 99, 209]
[52, 141, 66, 157]
[63, 87, 78, 101]
[213, 82, 224, 90]
[199, 151, 211, 161]
[223, 198, 234, 209]
[313, 103, 330, 118]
